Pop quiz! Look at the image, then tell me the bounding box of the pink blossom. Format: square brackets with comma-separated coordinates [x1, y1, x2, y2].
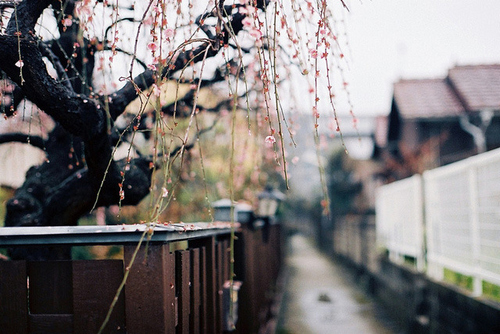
[242, 16, 253, 27]
[147, 42, 158, 52]
[143, 15, 154, 26]
[265, 135, 276, 145]
[147, 63, 157, 71]
[161, 187, 168, 198]
[75, 2, 93, 17]
[163, 28, 174, 39]
[63, 17, 73, 27]
[249, 28, 262, 40]
[152, 84, 161, 97]
[245, 5, 257, 14]
[309, 48, 318, 59]
[352, 116, 358, 128]
[14, 60, 24, 68]
[1, 96, 11, 105]
[1, 82, 15, 93]
[312, 106, 320, 118]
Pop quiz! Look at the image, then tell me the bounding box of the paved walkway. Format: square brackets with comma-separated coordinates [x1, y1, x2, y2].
[276, 234, 398, 334]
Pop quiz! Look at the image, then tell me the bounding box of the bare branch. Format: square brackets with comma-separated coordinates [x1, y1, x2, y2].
[107, 2, 258, 120]
[0, 132, 45, 149]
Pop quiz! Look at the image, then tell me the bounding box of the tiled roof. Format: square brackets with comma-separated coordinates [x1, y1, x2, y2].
[393, 79, 465, 119]
[448, 64, 500, 112]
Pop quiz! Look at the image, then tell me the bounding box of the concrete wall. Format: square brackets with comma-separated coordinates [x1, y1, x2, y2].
[329, 214, 500, 334]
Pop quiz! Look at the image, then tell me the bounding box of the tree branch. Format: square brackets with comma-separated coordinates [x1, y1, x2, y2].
[106, 1, 257, 120]
[0, 132, 45, 149]
[0, 36, 106, 141]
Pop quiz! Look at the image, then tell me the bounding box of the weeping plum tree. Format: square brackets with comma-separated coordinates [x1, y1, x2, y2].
[0, 0, 350, 258]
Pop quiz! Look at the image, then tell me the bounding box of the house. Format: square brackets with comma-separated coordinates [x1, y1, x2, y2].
[376, 64, 500, 181]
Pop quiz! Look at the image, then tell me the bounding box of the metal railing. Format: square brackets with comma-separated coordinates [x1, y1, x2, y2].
[424, 148, 500, 296]
[376, 147, 500, 296]
[0, 222, 282, 334]
[375, 174, 425, 271]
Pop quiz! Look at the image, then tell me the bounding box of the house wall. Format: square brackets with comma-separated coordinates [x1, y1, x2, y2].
[432, 121, 476, 166]
[393, 119, 475, 170]
[400, 120, 419, 151]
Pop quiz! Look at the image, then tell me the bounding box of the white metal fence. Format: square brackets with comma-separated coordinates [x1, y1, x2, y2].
[375, 174, 425, 271]
[376, 148, 500, 296]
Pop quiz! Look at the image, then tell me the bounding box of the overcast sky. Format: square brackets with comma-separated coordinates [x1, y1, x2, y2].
[339, 0, 500, 117]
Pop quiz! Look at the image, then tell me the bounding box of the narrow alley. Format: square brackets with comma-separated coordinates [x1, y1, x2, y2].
[277, 233, 400, 334]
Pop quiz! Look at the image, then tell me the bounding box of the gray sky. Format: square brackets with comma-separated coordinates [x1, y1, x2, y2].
[340, 0, 500, 117]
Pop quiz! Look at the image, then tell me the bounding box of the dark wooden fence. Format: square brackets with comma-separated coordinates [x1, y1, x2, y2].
[0, 222, 282, 334]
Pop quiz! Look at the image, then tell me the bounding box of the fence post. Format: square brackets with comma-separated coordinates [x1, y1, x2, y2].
[235, 227, 257, 334]
[469, 165, 482, 296]
[0, 260, 28, 334]
[73, 260, 125, 334]
[190, 248, 201, 334]
[124, 244, 176, 334]
[423, 171, 444, 282]
[189, 237, 217, 334]
[176, 250, 191, 334]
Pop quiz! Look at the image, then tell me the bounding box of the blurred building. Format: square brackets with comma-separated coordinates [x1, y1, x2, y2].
[376, 64, 500, 181]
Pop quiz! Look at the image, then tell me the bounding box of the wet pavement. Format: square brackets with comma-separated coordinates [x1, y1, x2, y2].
[276, 234, 399, 334]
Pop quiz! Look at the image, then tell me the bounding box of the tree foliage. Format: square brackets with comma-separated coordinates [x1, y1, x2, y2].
[0, 0, 350, 254]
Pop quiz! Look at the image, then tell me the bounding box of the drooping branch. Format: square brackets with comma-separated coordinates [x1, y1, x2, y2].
[106, 2, 263, 120]
[0, 36, 106, 142]
[0, 132, 45, 149]
[39, 42, 73, 91]
[0, 80, 24, 116]
[0, 0, 270, 244]
[0, 1, 120, 229]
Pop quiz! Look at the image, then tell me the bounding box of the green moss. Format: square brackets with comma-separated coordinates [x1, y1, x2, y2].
[0, 187, 15, 227]
[72, 246, 94, 260]
[443, 268, 473, 291]
[483, 281, 500, 303]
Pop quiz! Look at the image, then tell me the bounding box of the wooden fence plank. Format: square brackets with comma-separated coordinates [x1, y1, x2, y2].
[28, 261, 73, 314]
[0, 225, 281, 334]
[236, 228, 257, 334]
[0, 260, 28, 334]
[216, 241, 223, 334]
[124, 244, 175, 334]
[199, 246, 208, 334]
[256, 230, 266, 314]
[175, 250, 190, 334]
[190, 237, 216, 334]
[190, 248, 201, 334]
[28, 314, 73, 334]
[72, 260, 125, 334]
